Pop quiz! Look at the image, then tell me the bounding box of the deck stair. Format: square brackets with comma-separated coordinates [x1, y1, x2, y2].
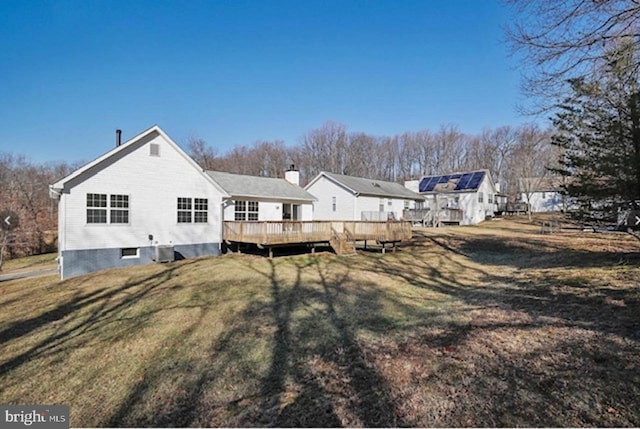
[329, 228, 356, 256]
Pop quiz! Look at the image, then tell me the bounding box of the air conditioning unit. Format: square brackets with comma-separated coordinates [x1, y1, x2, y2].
[154, 245, 175, 263]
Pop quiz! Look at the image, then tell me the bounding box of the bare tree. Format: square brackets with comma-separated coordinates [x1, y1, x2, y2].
[343, 132, 380, 178]
[507, 0, 640, 107]
[301, 121, 348, 178]
[510, 124, 556, 219]
[187, 135, 218, 170]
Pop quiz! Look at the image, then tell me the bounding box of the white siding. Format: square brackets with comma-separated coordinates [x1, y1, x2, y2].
[223, 199, 313, 221]
[59, 134, 225, 252]
[523, 191, 564, 212]
[416, 176, 498, 225]
[355, 195, 408, 220]
[306, 176, 356, 220]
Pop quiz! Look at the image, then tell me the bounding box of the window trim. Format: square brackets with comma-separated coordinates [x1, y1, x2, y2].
[86, 193, 130, 225]
[234, 199, 259, 221]
[120, 247, 139, 259]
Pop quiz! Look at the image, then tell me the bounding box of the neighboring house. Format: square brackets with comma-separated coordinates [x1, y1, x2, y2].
[405, 169, 499, 225]
[304, 171, 425, 221]
[518, 176, 567, 212]
[206, 169, 315, 221]
[49, 126, 314, 279]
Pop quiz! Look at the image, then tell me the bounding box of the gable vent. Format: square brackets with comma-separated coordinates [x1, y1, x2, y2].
[150, 143, 160, 156]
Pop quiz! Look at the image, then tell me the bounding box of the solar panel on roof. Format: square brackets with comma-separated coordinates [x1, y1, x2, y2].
[419, 176, 435, 192]
[466, 171, 485, 190]
[454, 173, 473, 190]
[451, 174, 462, 179]
[424, 176, 439, 192]
[438, 175, 450, 183]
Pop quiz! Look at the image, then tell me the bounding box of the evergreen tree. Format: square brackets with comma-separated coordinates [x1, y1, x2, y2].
[551, 43, 640, 219]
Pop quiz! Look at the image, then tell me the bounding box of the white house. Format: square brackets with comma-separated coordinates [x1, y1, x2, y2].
[304, 171, 425, 221]
[518, 176, 567, 212]
[49, 126, 315, 279]
[405, 170, 499, 225]
[206, 169, 315, 222]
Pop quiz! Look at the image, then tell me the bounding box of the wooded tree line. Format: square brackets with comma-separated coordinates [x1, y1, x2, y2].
[0, 154, 77, 267]
[189, 121, 557, 196]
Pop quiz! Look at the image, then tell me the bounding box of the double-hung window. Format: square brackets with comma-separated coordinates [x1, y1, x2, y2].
[177, 197, 208, 223]
[234, 200, 258, 221]
[177, 197, 192, 223]
[87, 193, 107, 223]
[87, 193, 129, 224]
[110, 194, 129, 223]
[194, 198, 208, 223]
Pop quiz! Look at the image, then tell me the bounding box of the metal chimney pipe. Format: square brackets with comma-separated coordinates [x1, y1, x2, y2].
[116, 129, 122, 147]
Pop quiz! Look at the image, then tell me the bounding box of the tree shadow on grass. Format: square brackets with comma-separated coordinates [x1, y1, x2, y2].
[0, 261, 201, 377]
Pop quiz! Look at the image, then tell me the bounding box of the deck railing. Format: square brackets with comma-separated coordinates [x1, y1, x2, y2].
[223, 220, 412, 245]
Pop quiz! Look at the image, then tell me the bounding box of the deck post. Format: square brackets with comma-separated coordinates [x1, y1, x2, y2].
[382, 243, 386, 254]
[364, 240, 367, 250]
[268, 247, 273, 259]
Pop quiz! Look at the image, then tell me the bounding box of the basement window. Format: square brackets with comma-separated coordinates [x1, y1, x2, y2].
[121, 248, 139, 258]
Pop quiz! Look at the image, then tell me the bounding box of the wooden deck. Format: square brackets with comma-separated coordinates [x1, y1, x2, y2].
[223, 220, 412, 246]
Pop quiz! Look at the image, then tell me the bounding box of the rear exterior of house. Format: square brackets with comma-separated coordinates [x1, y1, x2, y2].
[305, 171, 424, 221]
[206, 170, 315, 222]
[405, 170, 498, 225]
[50, 126, 227, 279]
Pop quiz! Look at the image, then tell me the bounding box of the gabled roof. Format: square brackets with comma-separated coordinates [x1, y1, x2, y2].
[417, 170, 494, 194]
[206, 171, 316, 202]
[50, 125, 228, 196]
[306, 171, 425, 200]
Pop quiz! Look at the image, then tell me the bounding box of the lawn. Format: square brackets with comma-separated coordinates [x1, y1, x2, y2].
[0, 216, 639, 427]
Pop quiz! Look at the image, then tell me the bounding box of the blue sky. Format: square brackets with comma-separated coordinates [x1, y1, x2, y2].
[0, 0, 533, 164]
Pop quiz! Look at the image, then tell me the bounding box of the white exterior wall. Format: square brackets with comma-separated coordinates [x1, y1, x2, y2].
[419, 176, 497, 226]
[522, 191, 564, 212]
[403, 180, 421, 209]
[355, 195, 409, 220]
[223, 199, 313, 221]
[456, 177, 496, 225]
[306, 176, 356, 220]
[59, 134, 225, 252]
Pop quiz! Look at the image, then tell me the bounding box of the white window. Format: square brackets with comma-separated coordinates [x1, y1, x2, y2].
[178, 197, 208, 223]
[87, 193, 107, 224]
[478, 192, 484, 203]
[404, 200, 410, 209]
[234, 200, 258, 221]
[542, 192, 546, 199]
[177, 197, 192, 223]
[332, 196, 336, 212]
[379, 198, 384, 212]
[388, 198, 392, 207]
[150, 143, 160, 156]
[194, 198, 208, 223]
[110, 194, 129, 224]
[87, 193, 129, 224]
[488, 194, 493, 204]
[121, 248, 139, 258]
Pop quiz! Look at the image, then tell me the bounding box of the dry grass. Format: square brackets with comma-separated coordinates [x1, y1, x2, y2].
[1, 252, 57, 273]
[0, 215, 639, 427]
